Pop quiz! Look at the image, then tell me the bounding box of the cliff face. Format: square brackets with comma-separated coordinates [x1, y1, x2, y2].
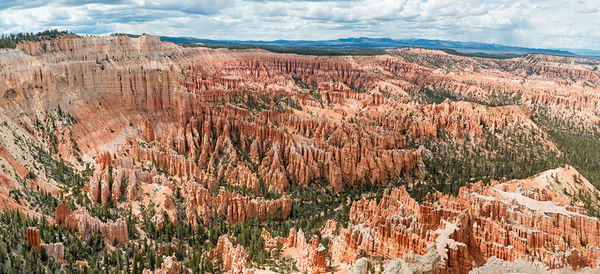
[55, 202, 129, 244]
[0, 36, 528, 196]
[26, 227, 65, 262]
[182, 179, 292, 226]
[2, 36, 600, 272]
[327, 166, 600, 272]
[210, 234, 251, 274]
[0, 35, 568, 203]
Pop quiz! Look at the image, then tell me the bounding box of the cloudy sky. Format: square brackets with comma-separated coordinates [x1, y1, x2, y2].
[0, 0, 598, 50]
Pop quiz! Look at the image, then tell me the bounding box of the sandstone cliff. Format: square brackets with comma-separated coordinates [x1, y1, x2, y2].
[327, 166, 600, 272]
[210, 234, 252, 274]
[55, 202, 129, 244]
[182, 179, 292, 226]
[26, 227, 65, 262]
[2, 35, 600, 273]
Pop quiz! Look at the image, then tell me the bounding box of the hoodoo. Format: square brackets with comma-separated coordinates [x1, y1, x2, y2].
[0, 29, 599, 273]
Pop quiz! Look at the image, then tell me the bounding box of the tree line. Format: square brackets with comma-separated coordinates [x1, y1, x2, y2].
[0, 29, 74, 49]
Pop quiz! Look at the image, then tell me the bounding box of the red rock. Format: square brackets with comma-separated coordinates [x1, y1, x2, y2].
[327, 167, 600, 272]
[26, 227, 41, 252]
[3, 35, 600, 273]
[297, 235, 327, 274]
[182, 179, 292, 226]
[55, 202, 128, 244]
[27, 227, 65, 262]
[210, 234, 252, 274]
[261, 228, 327, 273]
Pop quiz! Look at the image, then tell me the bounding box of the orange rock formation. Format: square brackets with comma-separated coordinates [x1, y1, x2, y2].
[182, 179, 292, 226]
[297, 235, 327, 274]
[26, 227, 65, 262]
[327, 166, 600, 272]
[209, 234, 252, 274]
[55, 202, 129, 244]
[261, 228, 327, 274]
[26, 227, 41, 252]
[1, 35, 600, 272]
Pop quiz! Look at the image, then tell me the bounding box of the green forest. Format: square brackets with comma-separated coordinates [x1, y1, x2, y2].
[0, 29, 74, 49]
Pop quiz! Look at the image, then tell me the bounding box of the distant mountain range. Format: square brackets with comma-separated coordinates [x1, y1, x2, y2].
[156, 36, 600, 56]
[152, 36, 600, 57]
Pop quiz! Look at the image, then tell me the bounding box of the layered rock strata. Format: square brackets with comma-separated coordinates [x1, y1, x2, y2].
[296, 235, 327, 274]
[55, 202, 129, 244]
[182, 179, 292, 226]
[1, 35, 600, 273]
[327, 166, 600, 272]
[26, 227, 65, 262]
[209, 234, 252, 274]
[26, 227, 41, 252]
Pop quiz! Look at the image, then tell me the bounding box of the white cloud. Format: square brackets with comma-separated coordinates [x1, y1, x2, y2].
[0, 0, 598, 50]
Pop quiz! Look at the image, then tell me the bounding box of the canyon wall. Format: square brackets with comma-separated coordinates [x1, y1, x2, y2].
[1, 36, 600, 272]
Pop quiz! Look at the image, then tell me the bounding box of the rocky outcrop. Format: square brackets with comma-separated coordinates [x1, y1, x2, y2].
[55, 202, 128, 244]
[182, 179, 291, 226]
[5, 35, 569, 205]
[261, 228, 287, 253]
[17, 35, 179, 60]
[349, 257, 368, 274]
[26, 227, 41, 252]
[86, 151, 147, 205]
[389, 49, 600, 133]
[0, 36, 598, 196]
[470, 256, 595, 274]
[26, 227, 65, 262]
[42, 243, 65, 262]
[88, 165, 143, 205]
[297, 235, 327, 274]
[286, 227, 306, 250]
[4, 35, 600, 273]
[143, 255, 187, 274]
[124, 100, 424, 192]
[328, 167, 600, 272]
[3, 35, 429, 197]
[210, 234, 251, 274]
[382, 244, 440, 274]
[261, 228, 326, 274]
[328, 186, 454, 267]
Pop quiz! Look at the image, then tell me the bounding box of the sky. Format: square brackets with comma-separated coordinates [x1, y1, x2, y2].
[0, 0, 598, 50]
